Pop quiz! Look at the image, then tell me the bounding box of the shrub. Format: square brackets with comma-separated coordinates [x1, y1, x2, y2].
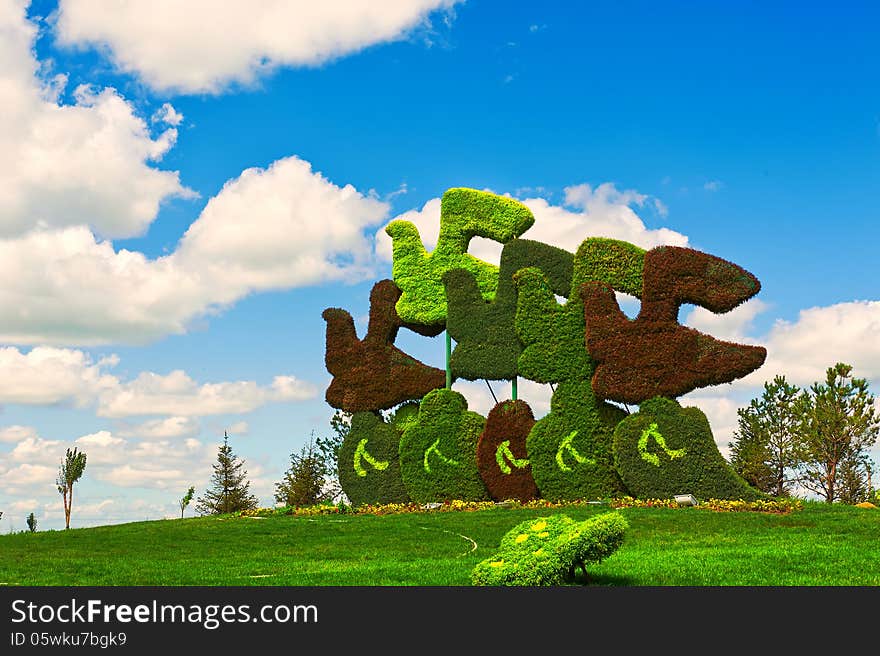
[444, 238, 573, 381]
[613, 397, 763, 501]
[322, 279, 445, 412]
[398, 389, 490, 503]
[471, 511, 628, 586]
[476, 399, 539, 502]
[385, 188, 534, 328]
[337, 405, 417, 507]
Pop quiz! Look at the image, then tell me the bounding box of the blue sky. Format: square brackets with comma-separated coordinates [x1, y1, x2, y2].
[1, 0, 878, 531]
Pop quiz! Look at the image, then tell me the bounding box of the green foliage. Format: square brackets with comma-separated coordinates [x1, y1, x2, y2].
[728, 375, 809, 496]
[275, 433, 334, 508]
[444, 238, 573, 381]
[514, 238, 645, 383]
[614, 397, 763, 501]
[196, 433, 260, 515]
[385, 188, 534, 327]
[179, 486, 195, 519]
[799, 363, 879, 503]
[56, 447, 87, 530]
[573, 237, 645, 297]
[26, 512, 37, 533]
[526, 380, 627, 501]
[398, 389, 489, 503]
[338, 405, 416, 507]
[471, 511, 628, 585]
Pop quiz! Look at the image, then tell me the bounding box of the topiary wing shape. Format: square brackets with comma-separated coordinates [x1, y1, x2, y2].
[385, 188, 535, 328]
[322, 279, 445, 412]
[476, 399, 539, 502]
[580, 246, 767, 405]
[443, 239, 574, 381]
[337, 404, 418, 507]
[509, 240, 645, 501]
[398, 388, 489, 503]
[613, 396, 763, 501]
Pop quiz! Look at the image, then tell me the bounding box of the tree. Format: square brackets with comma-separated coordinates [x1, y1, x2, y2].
[275, 432, 332, 508]
[179, 485, 195, 519]
[56, 447, 87, 530]
[195, 432, 259, 515]
[729, 375, 808, 497]
[799, 363, 879, 503]
[313, 410, 350, 502]
[836, 451, 873, 505]
[26, 512, 37, 533]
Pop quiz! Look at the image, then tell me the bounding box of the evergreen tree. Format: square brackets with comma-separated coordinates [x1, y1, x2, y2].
[26, 512, 37, 533]
[799, 363, 879, 503]
[275, 432, 331, 508]
[729, 375, 808, 496]
[836, 451, 873, 505]
[196, 432, 259, 515]
[312, 410, 350, 502]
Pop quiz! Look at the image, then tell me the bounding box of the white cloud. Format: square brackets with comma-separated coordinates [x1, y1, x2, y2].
[0, 157, 389, 346]
[8, 435, 64, 465]
[704, 180, 724, 192]
[96, 370, 317, 418]
[739, 300, 880, 388]
[118, 416, 200, 440]
[76, 430, 125, 448]
[683, 298, 769, 343]
[0, 346, 117, 406]
[55, 0, 461, 94]
[0, 425, 37, 443]
[0, 347, 317, 418]
[226, 421, 249, 436]
[174, 156, 389, 301]
[151, 102, 183, 126]
[375, 183, 687, 268]
[0, 3, 193, 239]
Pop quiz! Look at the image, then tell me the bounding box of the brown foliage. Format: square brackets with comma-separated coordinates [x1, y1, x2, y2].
[580, 247, 767, 405]
[476, 400, 539, 502]
[323, 279, 445, 412]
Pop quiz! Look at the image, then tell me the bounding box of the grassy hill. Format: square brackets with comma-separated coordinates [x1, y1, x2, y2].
[1, 501, 878, 586]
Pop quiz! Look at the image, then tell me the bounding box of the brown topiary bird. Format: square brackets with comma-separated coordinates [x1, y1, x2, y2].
[580, 246, 767, 405]
[322, 279, 446, 413]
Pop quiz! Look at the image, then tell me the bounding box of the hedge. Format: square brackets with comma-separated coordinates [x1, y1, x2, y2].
[398, 388, 490, 503]
[476, 399, 539, 502]
[526, 380, 628, 501]
[613, 396, 763, 501]
[444, 238, 573, 381]
[385, 188, 535, 328]
[322, 279, 446, 412]
[471, 511, 628, 585]
[338, 405, 418, 507]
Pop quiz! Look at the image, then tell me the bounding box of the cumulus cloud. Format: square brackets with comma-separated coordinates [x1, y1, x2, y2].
[683, 298, 769, 343]
[173, 156, 389, 302]
[96, 370, 317, 418]
[0, 156, 389, 346]
[151, 102, 183, 126]
[375, 183, 687, 267]
[0, 346, 118, 406]
[0, 2, 193, 240]
[55, 0, 461, 94]
[0, 425, 37, 443]
[118, 416, 201, 440]
[0, 346, 317, 417]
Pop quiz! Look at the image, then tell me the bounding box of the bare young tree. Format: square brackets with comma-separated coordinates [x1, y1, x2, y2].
[56, 447, 87, 529]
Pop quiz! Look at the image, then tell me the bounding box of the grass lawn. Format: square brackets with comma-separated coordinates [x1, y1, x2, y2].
[1, 501, 878, 586]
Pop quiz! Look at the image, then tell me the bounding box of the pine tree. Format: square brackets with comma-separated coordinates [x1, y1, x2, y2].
[196, 432, 259, 515]
[800, 363, 880, 503]
[728, 375, 808, 497]
[275, 432, 331, 508]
